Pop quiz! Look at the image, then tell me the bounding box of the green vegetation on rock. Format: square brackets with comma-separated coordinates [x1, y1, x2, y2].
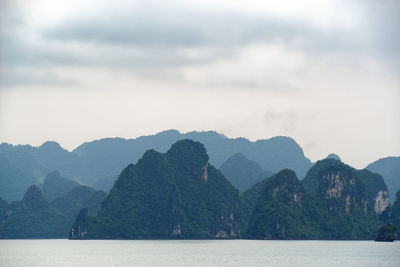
[0, 183, 105, 238]
[245, 159, 390, 240]
[72, 140, 240, 239]
[367, 157, 400, 203]
[391, 191, 400, 231]
[375, 223, 398, 242]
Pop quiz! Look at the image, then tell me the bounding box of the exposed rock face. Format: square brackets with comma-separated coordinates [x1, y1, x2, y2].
[366, 156, 400, 204]
[216, 230, 228, 238]
[391, 191, 400, 231]
[245, 158, 391, 240]
[202, 163, 208, 183]
[354, 169, 390, 216]
[304, 159, 390, 216]
[75, 140, 240, 239]
[323, 173, 347, 198]
[170, 224, 181, 237]
[246, 169, 305, 239]
[318, 168, 366, 214]
[374, 190, 390, 214]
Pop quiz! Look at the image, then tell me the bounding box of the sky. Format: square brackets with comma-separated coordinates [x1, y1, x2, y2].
[0, 0, 399, 168]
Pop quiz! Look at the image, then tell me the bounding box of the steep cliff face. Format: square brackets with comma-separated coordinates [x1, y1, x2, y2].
[70, 208, 89, 239]
[246, 170, 308, 239]
[354, 170, 390, 216]
[367, 156, 400, 203]
[391, 191, 400, 231]
[317, 166, 366, 215]
[245, 158, 389, 240]
[79, 140, 240, 239]
[304, 159, 390, 217]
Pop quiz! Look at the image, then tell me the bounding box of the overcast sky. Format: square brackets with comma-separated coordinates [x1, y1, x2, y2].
[0, 0, 399, 168]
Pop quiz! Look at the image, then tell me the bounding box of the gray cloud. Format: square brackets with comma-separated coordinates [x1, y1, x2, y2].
[0, 0, 399, 89]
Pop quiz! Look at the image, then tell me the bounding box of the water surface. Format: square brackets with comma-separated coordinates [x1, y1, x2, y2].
[0, 240, 399, 267]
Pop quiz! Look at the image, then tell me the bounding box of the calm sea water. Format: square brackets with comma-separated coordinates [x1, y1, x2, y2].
[0, 240, 399, 267]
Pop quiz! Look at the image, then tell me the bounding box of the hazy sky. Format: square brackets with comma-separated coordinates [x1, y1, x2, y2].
[0, 0, 399, 168]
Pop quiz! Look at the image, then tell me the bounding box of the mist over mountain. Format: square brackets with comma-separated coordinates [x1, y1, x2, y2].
[71, 130, 312, 183]
[0, 129, 312, 201]
[91, 175, 118, 193]
[41, 170, 80, 201]
[220, 153, 272, 192]
[0, 144, 45, 201]
[0, 182, 106, 238]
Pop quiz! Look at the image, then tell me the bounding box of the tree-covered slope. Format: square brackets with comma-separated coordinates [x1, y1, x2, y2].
[245, 158, 390, 240]
[71, 139, 240, 239]
[366, 157, 400, 203]
[220, 153, 272, 192]
[0, 185, 70, 238]
[0, 184, 106, 238]
[391, 191, 400, 231]
[246, 169, 310, 239]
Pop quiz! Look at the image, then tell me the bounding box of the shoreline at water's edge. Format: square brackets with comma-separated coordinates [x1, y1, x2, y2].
[2, 238, 398, 241]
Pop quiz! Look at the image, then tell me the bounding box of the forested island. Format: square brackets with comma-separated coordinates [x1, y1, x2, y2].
[0, 132, 399, 240]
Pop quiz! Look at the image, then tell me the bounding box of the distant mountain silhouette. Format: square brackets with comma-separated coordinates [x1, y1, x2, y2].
[0, 130, 313, 201]
[0, 143, 44, 201]
[71, 130, 312, 183]
[220, 153, 272, 192]
[92, 175, 118, 193]
[0, 182, 106, 238]
[41, 170, 80, 201]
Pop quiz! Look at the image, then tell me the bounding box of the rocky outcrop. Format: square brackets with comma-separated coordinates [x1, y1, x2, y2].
[69, 208, 88, 240]
[245, 158, 391, 240]
[246, 169, 305, 239]
[374, 190, 390, 214]
[391, 191, 400, 231]
[75, 140, 240, 239]
[375, 223, 398, 242]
